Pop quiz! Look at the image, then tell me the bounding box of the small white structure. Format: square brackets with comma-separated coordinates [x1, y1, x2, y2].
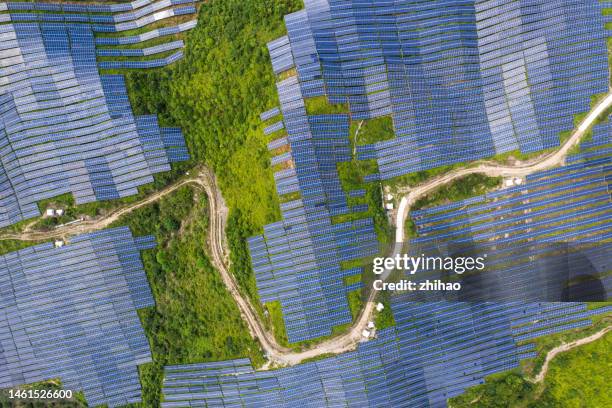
[386, 193, 393, 201]
[56, 209, 64, 216]
[361, 329, 370, 338]
[376, 302, 385, 312]
[46, 208, 55, 217]
[367, 321, 375, 329]
[385, 202, 394, 210]
[514, 177, 523, 185]
[54, 240, 64, 248]
[504, 179, 514, 187]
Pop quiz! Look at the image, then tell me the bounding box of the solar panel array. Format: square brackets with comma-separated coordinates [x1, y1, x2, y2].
[166, 47, 611, 405]
[0, 0, 198, 67]
[250, 76, 379, 343]
[411, 154, 611, 245]
[406, 133, 611, 300]
[160, 301, 612, 407]
[252, 0, 611, 343]
[0, 1, 193, 227]
[0, 227, 156, 407]
[269, 0, 608, 180]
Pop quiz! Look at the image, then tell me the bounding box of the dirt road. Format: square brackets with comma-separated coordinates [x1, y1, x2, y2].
[1, 90, 610, 367]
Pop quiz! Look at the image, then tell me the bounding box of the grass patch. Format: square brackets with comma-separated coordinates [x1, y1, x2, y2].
[386, 163, 464, 190]
[125, 0, 304, 304]
[265, 301, 289, 348]
[353, 115, 395, 145]
[0, 239, 41, 256]
[344, 274, 362, 286]
[304, 95, 349, 115]
[412, 174, 502, 212]
[347, 289, 362, 320]
[536, 330, 611, 407]
[374, 292, 395, 330]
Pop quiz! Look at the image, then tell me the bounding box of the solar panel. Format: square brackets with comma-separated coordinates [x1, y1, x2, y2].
[0, 4, 194, 228]
[0, 227, 155, 407]
[268, 0, 608, 180]
[159, 301, 611, 407]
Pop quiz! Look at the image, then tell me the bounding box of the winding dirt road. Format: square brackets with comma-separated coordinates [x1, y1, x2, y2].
[1, 90, 610, 367]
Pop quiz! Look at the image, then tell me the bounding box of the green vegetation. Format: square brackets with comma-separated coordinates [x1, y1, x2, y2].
[109, 185, 262, 407]
[449, 330, 611, 408]
[449, 371, 535, 408]
[352, 116, 395, 145]
[343, 274, 362, 286]
[347, 289, 362, 320]
[521, 309, 612, 377]
[304, 95, 349, 115]
[265, 300, 289, 347]
[374, 292, 395, 330]
[536, 331, 611, 407]
[0, 239, 40, 256]
[412, 174, 502, 212]
[404, 217, 418, 239]
[125, 0, 304, 304]
[387, 163, 463, 190]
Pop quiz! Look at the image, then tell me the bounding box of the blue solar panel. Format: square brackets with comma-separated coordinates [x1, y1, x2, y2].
[160, 302, 611, 407]
[0, 4, 194, 228]
[0, 227, 155, 407]
[250, 73, 382, 342]
[267, 0, 608, 180]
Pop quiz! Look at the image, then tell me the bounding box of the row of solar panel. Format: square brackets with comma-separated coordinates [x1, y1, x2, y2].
[0, 227, 156, 407]
[275, 0, 608, 180]
[97, 40, 184, 57]
[160, 301, 611, 406]
[96, 20, 196, 45]
[1, 6, 196, 33]
[0, 20, 190, 227]
[3, 0, 161, 13]
[2, 0, 192, 19]
[99, 50, 184, 69]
